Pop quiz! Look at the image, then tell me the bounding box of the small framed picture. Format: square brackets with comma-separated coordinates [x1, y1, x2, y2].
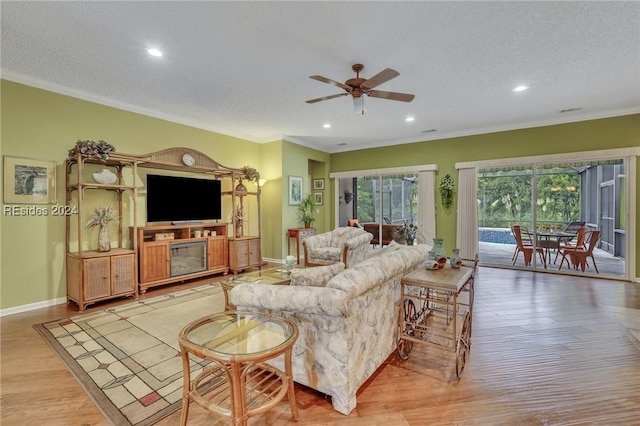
[288, 176, 303, 205]
[3, 156, 57, 204]
[314, 192, 323, 205]
[313, 179, 325, 190]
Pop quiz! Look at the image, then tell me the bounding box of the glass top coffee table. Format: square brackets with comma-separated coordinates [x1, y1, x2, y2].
[178, 311, 299, 425]
[219, 266, 304, 310]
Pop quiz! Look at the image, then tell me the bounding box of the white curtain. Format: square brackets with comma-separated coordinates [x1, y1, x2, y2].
[418, 170, 436, 244]
[456, 167, 478, 259]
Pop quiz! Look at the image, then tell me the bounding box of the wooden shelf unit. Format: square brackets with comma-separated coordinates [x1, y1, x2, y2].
[65, 155, 138, 310]
[66, 248, 136, 311]
[136, 223, 229, 293]
[65, 147, 263, 304]
[229, 236, 262, 275]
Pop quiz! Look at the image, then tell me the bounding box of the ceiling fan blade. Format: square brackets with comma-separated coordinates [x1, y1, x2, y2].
[305, 93, 349, 104]
[309, 75, 351, 91]
[361, 68, 400, 90]
[368, 90, 415, 102]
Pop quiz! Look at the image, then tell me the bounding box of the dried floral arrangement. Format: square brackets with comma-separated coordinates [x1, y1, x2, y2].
[397, 219, 420, 244]
[86, 205, 119, 228]
[242, 166, 260, 183]
[68, 140, 116, 162]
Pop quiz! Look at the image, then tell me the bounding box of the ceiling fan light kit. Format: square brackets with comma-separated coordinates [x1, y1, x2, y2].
[306, 63, 415, 114]
[353, 95, 365, 115]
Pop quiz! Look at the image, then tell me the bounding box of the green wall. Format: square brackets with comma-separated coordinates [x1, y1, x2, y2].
[331, 114, 640, 271]
[0, 80, 265, 309]
[1, 78, 638, 312]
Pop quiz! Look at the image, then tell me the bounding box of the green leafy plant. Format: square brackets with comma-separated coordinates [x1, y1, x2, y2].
[297, 193, 316, 228]
[440, 174, 455, 210]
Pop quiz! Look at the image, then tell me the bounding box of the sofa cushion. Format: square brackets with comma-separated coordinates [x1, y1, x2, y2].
[313, 247, 342, 261]
[326, 244, 431, 298]
[290, 262, 345, 287]
[363, 240, 403, 260]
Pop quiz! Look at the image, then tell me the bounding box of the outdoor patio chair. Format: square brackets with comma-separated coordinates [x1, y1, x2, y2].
[557, 230, 601, 273]
[512, 225, 546, 268]
[553, 226, 588, 264]
[510, 225, 535, 262]
[555, 221, 587, 245]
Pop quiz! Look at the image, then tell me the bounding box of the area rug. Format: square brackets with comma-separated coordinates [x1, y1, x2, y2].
[34, 282, 225, 426]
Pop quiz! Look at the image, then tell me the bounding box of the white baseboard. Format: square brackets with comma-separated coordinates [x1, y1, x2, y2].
[0, 297, 66, 317]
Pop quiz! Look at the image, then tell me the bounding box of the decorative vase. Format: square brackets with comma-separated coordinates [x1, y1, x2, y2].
[450, 248, 462, 269]
[235, 221, 243, 238]
[430, 238, 447, 268]
[97, 224, 111, 252]
[285, 255, 296, 270]
[92, 168, 117, 185]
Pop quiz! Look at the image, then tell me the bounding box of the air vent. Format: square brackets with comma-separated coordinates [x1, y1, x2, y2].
[421, 129, 437, 133]
[559, 107, 583, 113]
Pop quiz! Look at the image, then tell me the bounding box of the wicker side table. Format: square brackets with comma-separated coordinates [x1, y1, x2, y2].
[178, 311, 299, 425]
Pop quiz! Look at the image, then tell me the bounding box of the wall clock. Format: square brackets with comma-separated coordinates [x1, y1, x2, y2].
[182, 153, 195, 166]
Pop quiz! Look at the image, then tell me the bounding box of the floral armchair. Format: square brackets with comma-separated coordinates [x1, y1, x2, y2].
[302, 226, 372, 268]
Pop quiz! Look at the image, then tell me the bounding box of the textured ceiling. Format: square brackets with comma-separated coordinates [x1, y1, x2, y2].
[1, 1, 639, 153]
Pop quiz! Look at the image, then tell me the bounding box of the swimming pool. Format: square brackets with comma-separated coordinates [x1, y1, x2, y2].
[478, 227, 515, 245]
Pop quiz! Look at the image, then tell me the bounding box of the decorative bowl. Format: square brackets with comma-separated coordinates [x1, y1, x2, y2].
[92, 168, 117, 184]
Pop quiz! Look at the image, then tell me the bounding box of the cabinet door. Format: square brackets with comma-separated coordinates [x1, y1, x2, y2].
[234, 240, 250, 269]
[83, 257, 111, 300]
[208, 237, 228, 270]
[140, 242, 170, 283]
[248, 238, 262, 266]
[111, 254, 135, 295]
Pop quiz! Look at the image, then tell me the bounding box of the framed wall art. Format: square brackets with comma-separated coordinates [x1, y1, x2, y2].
[288, 176, 303, 205]
[3, 156, 56, 204]
[313, 178, 325, 190]
[314, 192, 323, 206]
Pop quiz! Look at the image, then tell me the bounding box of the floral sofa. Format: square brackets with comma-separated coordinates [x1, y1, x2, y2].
[302, 226, 373, 268]
[229, 241, 431, 415]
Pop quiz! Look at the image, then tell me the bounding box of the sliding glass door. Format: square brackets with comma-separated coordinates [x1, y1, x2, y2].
[355, 174, 417, 226]
[477, 159, 627, 277]
[333, 165, 437, 247]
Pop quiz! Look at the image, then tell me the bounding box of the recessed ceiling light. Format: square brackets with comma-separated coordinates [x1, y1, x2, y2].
[405, 117, 415, 122]
[323, 123, 331, 128]
[147, 48, 163, 57]
[513, 85, 529, 92]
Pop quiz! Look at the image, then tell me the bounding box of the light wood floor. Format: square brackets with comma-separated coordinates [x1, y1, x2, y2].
[2, 267, 639, 425]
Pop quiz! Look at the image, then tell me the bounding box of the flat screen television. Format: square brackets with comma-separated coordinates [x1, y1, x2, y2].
[146, 174, 222, 223]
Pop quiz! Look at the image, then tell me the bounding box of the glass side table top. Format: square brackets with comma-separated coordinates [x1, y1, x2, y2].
[180, 311, 297, 357]
[220, 265, 304, 288]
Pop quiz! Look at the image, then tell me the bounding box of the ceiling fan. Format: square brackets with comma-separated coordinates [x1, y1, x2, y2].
[306, 64, 415, 114]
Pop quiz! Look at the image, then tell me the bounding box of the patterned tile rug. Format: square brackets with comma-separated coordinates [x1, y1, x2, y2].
[34, 283, 225, 426]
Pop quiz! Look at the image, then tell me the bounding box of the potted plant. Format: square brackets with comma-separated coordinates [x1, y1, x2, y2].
[297, 193, 316, 228]
[86, 205, 119, 252]
[397, 219, 419, 245]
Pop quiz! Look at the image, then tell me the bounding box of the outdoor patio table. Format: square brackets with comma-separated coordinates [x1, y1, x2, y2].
[536, 230, 575, 264]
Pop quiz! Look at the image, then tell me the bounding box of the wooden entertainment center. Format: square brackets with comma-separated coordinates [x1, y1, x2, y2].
[65, 147, 262, 310]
